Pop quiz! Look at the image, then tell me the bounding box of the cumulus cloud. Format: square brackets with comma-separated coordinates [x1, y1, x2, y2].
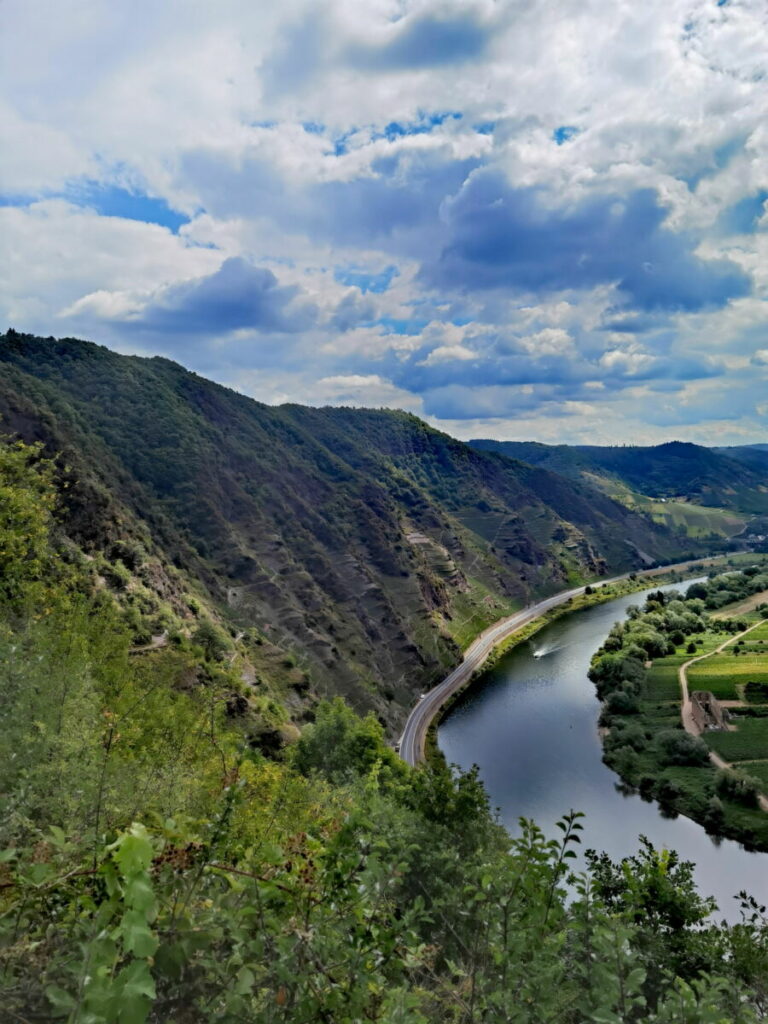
[2, 0, 768, 442]
[113, 258, 316, 335]
[345, 11, 493, 70]
[421, 172, 751, 311]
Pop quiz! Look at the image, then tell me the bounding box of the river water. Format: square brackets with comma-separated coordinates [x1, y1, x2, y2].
[438, 580, 767, 921]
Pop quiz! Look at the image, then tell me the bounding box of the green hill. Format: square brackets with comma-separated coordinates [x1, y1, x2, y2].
[1, 437, 763, 1021]
[470, 439, 768, 526]
[0, 331, 693, 727]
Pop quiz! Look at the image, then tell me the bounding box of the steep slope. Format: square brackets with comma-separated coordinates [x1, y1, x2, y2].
[715, 445, 768, 476]
[471, 439, 768, 516]
[0, 331, 692, 725]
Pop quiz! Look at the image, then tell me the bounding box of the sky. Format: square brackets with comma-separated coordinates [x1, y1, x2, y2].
[1, 0, 768, 446]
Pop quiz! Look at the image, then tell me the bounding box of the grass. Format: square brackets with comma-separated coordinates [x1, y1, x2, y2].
[644, 499, 746, 539]
[688, 650, 768, 700]
[744, 621, 768, 641]
[706, 717, 768, 761]
[741, 761, 768, 787]
[446, 579, 518, 650]
[645, 660, 682, 700]
[688, 676, 741, 700]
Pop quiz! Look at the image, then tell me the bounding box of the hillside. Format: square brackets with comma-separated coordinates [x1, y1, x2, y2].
[716, 445, 768, 476]
[0, 331, 693, 727]
[2, 435, 763, 1022]
[470, 439, 768, 524]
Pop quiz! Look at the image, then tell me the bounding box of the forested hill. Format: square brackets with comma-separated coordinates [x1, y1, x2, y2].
[2, 429, 765, 1020]
[470, 438, 768, 515]
[0, 330, 691, 725]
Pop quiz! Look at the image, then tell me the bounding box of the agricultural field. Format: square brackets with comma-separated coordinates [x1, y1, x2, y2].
[742, 760, 768, 788]
[644, 628, 736, 702]
[706, 717, 768, 761]
[644, 499, 747, 538]
[687, 648, 768, 700]
[644, 658, 683, 701]
[594, 566, 768, 850]
[591, 478, 751, 538]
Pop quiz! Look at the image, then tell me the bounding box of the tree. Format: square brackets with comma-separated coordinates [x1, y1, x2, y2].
[656, 729, 710, 767]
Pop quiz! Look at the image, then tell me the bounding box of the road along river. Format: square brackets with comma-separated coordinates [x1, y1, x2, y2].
[399, 559, 723, 765]
[437, 578, 767, 921]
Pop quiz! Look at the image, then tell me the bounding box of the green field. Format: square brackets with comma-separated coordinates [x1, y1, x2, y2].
[706, 717, 768, 761]
[645, 659, 682, 700]
[645, 499, 747, 538]
[593, 479, 750, 537]
[687, 650, 768, 700]
[741, 760, 768, 787]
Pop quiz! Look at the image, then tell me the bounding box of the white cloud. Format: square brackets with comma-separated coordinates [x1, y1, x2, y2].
[2, 0, 767, 443]
[518, 328, 574, 356]
[421, 344, 476, 364]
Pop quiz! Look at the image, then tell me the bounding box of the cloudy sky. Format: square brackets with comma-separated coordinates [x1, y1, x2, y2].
[2, 0, 767, 444]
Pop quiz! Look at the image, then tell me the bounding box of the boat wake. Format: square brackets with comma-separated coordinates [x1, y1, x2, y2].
[532, 642, 566, 659]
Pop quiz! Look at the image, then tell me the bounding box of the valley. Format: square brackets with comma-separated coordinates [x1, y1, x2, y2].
[1, 333, 767, 1021]
[470, 438, 768, 539]
[0, 331, 699, 733]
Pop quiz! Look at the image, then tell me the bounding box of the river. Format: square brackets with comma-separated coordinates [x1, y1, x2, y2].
[438, 579, 766, 921]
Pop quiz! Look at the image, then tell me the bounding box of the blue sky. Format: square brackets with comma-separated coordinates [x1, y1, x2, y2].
[1, 0, 767, 444]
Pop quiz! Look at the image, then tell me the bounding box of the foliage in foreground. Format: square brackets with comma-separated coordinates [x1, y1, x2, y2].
[1, 437, 768, 1021]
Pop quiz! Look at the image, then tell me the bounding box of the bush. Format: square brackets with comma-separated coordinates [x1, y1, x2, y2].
[605, 689, 640, 715]
[655, 775, 682, 805]
[656, 729, 710, 767]
[715, 769, 762, 808]
[702, 796, 725, 832]
[192, 620, 232, 662]
[604, 722, 648, 755]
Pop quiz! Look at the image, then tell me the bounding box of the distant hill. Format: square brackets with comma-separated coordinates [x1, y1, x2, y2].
[0, 331, 694, 725]
[714, 445, 768, 475]
[470, 439, 768, 518]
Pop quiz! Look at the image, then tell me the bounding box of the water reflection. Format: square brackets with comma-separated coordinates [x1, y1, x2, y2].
[438, 580, 766, 922]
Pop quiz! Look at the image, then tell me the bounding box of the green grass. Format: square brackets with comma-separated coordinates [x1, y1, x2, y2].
[645, 499, 747, 539]
[637, 703, 681, 726]
[740, 760, 768, 788]
[446, 579, 518, 650]
[688, 650, 768, 700]
[706, 717, 768, 761]
[688, 676, 741, 700]
[645, 660, 682, 700]
[746, 621, 768, 641]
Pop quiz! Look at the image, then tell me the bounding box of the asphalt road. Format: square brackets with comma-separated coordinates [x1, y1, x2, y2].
[398, 556, 723, 766]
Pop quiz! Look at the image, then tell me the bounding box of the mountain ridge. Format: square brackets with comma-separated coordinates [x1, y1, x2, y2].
[0, 330, 699, 726]
[470, 437, 768, 517]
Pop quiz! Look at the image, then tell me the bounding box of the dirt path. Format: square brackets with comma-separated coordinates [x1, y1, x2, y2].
[129, 631, 169, 655]
[678, 621, 768, 812]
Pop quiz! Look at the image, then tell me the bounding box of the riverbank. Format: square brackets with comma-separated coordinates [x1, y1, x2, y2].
[437, 574, 768, 919]
[422, 559, 730, 766]
[594, 562, 768, 852]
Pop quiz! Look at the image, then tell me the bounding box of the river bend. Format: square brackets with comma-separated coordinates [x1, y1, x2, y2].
[438, 580, 766, 920]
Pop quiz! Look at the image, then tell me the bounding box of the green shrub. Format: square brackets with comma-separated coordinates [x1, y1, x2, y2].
[656, 729, 710, 767]
[715, 768, 763, 808]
